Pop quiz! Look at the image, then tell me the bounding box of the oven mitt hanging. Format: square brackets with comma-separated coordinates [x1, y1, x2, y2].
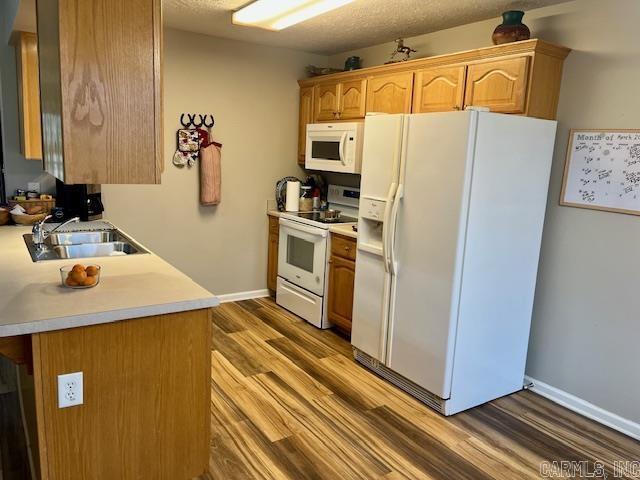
[178, 129, 199, 152]
[173, 129, 201, 167]
[173, 150, 198, 167]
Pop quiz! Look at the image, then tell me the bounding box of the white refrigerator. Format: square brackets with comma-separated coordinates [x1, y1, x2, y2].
[352, 110, 557, 415]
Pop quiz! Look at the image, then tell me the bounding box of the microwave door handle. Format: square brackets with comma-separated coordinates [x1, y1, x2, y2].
[339, 132, 348, 166]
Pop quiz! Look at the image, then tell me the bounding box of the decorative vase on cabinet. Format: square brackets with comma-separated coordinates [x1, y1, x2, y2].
[492, 11, 531, 45]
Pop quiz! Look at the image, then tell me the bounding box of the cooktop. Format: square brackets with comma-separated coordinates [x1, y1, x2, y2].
[284, 211, 358, 224]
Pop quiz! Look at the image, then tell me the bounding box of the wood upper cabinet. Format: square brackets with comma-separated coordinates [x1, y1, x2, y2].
[366, 72, 414, 114]
[464, 57, 530, 114]
[298, 40, 570, 166]
[338, 79, 367, 119]
[36, 0, 163, 184]
[267, 215, 279, 292]
[413, 66, 466, 113]
[314, 79, 367, 122]
[298, 86, 314, 165]
[14, 32, 42, 160]
[314, 83, 340, 121]
[327, 234, 357, 335]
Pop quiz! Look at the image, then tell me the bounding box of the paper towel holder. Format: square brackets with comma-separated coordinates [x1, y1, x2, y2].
[275, 176, 301, 211]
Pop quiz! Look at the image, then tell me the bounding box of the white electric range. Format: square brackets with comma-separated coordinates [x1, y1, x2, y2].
[276, 185, 359, 328]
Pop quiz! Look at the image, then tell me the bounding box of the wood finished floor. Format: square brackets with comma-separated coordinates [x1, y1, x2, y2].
[198, 298, 640, 480]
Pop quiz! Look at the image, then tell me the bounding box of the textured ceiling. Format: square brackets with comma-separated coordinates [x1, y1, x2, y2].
[164, 0, 569, 54]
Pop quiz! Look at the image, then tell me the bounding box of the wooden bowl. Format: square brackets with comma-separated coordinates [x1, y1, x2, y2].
[12, 213, 47, 225]
[0, 210, 9, 226]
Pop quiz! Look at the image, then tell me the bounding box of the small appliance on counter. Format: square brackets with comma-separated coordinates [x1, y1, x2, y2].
[55, 180, 104, 221]
[276, 184, 360, 329]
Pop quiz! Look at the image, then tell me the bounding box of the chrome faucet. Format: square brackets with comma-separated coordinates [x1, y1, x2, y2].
[32, 216, 81, 248]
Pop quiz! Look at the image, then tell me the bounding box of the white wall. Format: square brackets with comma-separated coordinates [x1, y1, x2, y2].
[103, 29, 324, 296]
[330, 0, 640, 425]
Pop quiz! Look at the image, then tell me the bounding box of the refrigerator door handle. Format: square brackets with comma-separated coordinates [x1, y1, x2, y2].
[388, 183, 404, 275]
[381, 182, 398, 273]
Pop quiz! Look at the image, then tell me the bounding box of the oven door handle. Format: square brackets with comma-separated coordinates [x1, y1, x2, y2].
[339, 132, 348, 166]
[279, 218, 328, 238]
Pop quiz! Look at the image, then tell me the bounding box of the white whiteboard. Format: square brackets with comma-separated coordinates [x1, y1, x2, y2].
[561, 129, 640, 215]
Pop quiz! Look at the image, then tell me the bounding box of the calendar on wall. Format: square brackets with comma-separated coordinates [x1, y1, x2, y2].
[560, 129, 640, 216]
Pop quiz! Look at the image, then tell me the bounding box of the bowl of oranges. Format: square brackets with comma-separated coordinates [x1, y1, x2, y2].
[60, 264, 101, 289]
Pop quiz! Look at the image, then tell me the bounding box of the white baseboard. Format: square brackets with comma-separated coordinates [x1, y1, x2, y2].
[217, 289, 270, 304]
[524, 376, 640, 441]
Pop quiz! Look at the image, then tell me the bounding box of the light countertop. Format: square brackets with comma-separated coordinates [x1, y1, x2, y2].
[328, 224, 358, 239]
[267, 210, 281, 218]
[0, 225, 219, 337]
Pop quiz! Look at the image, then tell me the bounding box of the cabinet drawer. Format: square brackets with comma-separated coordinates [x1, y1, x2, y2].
[331, 234, 357, 261]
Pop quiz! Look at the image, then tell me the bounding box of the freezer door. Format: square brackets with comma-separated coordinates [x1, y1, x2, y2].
[359, 114, 404, 200]
[386, 111, 476, 399]
[352, 114, 404, 360]
[351, 250, 391, 359]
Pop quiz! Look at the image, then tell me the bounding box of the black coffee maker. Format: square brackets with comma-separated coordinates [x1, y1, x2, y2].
[54, 180, 104, 221]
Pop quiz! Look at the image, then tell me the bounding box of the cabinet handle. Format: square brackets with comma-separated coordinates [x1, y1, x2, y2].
[453, 105, 460, 111]
[344, 246, 351, 251]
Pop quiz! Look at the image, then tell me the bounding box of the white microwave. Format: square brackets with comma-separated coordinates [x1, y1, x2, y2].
[305, 122, 364, 174]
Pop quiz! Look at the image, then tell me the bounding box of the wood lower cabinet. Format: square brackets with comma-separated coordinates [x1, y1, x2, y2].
[0, 310, 211, 480]
[36, 0, 163, 184]
[267, 215, 280, 292]
[327, 234, 357, 336]
[366, 72, 414, 114]
[13, 31, 42, 160]
[464, 57, 530, 113]
[413, 65, 466, 113]
[298, 86, 314, 165]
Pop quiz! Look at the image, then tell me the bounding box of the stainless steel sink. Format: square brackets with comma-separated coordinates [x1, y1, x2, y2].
[24, 228, 149, 262]
[53, 241, 143, 259]
[48, 231, 118, 246]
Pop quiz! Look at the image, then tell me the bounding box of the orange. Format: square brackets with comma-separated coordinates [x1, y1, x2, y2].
[86, 265, 99, 277]
[71, 264, 86, 273]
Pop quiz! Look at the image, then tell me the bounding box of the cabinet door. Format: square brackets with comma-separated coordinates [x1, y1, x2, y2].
[37, 0, 162, 184]
[464, 57, 530, 113]
[15, 32, 43, 160]
[413, 66, 465, 113]
[267, 217, 279, 292]
[366, 72, 414, 114]
[298, 86, 314, 165]
[314, 83, 340, 121]
[327, 255, 356, 335]
[338, 79, 367, 120]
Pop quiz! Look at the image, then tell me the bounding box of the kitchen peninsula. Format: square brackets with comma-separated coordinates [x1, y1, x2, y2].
[0, 225, 218, 479]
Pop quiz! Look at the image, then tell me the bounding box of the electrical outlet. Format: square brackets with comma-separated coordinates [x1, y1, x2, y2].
[57, 372, 83, 408]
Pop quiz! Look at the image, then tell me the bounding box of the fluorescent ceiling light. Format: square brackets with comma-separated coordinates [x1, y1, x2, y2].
[232, 0, 356, 31]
